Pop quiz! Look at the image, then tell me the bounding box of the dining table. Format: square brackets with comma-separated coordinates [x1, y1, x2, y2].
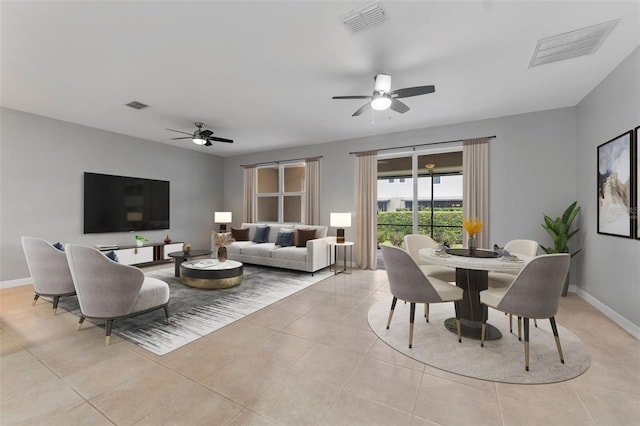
[419, 247, 532, 340]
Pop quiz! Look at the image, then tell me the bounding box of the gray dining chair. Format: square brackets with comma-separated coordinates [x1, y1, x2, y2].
[65, 243, 171, 345]
[488, 239, 540, 333]
[380, 244, 463, 348]
[403, 234, 456, 322]
[480, 253, 570, 371]
[21, 236, 76, 315]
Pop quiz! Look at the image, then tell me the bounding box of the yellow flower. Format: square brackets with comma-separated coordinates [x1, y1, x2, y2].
[463, 218, 483, 237]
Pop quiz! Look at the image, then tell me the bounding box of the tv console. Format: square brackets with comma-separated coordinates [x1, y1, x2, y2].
[99, 242, 183, 266]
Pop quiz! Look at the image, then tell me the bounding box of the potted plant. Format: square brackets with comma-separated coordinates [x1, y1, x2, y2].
[541, 201, 582, 296]
[135, 235, 149, 247]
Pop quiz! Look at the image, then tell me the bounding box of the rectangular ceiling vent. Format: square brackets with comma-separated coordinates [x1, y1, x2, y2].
[125, 100, 149, 110]
[342, 2, 388, 34]
[529, 20, 619, 68]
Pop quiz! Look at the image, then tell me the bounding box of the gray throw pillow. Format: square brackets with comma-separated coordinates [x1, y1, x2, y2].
[275, 231, 294, 247]
[105, 250, 119, 262]
[52, 242, 64, 251]
[253, 226, 271, 243]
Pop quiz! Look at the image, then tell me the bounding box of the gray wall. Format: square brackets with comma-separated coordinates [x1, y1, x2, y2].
[575, 46, 640, 329]
[0, 107, 224, 282]
[223, 106, 577, 266]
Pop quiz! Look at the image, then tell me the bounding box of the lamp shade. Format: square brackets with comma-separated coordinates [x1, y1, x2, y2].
[214, 212, 232, 223]
[330, 213, 351, 228]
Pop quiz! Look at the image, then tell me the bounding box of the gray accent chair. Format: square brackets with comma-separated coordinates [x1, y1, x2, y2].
[480, 253, 570, 371]
[21, 236, 76, 315]
[403, 234, 456, 322]
[380, 244, 463, 348]
[487, 239, 540, 332]
[65, 244, 171, 345]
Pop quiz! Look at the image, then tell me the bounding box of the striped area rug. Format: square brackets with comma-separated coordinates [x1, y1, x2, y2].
[59, 265, 332, 355]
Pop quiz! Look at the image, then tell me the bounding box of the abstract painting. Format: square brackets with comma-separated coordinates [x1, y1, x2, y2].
[597, 131, 632, 238]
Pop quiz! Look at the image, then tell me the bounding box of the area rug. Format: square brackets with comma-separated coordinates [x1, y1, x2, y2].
[368, 299, 590, 384]
[58, 265, 332, 355]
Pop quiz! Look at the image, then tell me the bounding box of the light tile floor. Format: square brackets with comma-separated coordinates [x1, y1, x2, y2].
[1, 268, 639, 425]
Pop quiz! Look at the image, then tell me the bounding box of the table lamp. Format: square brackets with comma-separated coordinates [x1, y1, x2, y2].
[330, 212, 351, 244]
[214, 211, 232, 232]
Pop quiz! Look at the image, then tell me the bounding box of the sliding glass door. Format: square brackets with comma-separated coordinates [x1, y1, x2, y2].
[377, 150, 463, 247]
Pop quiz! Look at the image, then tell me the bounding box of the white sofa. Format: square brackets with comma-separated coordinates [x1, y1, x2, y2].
[211, 223, 333, 274]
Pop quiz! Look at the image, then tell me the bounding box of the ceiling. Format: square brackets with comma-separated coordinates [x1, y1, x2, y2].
[2, 1, 639, 157]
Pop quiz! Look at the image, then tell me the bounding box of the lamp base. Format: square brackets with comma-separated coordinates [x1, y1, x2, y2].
[336, 228, 345, 244]
[219, 224, 227, 232]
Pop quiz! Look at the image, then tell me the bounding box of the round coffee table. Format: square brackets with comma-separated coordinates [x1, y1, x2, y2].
[167, 249, 212, 277]
[179, 259, 243, 289]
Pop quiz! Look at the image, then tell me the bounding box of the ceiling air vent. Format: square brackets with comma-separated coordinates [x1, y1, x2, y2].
[529, 20, 619, 68]
[342, 2, 388, 34]
[125, 100, 149, 110]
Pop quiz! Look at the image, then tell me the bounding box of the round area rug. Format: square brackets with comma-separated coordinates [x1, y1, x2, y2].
[368, 299, 590, 384]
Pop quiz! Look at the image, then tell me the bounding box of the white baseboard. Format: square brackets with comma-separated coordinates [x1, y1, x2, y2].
[1, 277, 31, 289]
[570, 285, 640, 340]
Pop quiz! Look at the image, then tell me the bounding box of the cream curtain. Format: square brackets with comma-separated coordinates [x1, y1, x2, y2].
[243, 166, 257, 223]
[463, 138, 489, 248]
[305, 158, 320, 225]
[355, 151, 378, 269]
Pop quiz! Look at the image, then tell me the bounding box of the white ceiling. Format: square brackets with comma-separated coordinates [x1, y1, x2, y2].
[2, 1, 639, 157]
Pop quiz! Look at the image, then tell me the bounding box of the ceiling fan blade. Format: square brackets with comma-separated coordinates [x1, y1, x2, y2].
[390, 99, 410, 114]
[210, 136, 234, 143]
[171, 137, 192, 140]
[200, 129, 213, 138]
[392, 85, 435, 98]
[332, 95, 372, 100]
[166, 128, 193, 136]
[352, 102, 372, 116]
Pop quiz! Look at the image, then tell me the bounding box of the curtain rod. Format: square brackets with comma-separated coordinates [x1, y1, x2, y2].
[241, 156, 323, 168]
[348, 135, 496, 155]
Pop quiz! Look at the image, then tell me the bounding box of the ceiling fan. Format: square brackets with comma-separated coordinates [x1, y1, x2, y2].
[166, 122, 233, 146]
[332, 74, 435, 116]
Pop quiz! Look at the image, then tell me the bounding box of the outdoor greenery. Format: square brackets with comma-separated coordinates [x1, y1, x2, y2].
[377, 208, 463, 247]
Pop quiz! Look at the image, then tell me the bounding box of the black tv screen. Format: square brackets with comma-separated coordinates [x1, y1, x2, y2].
[84, 172, 170, 234]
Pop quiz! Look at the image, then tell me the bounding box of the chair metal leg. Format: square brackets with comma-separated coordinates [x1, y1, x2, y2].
[164, 305, 171, 325]
[518, 316, 522, 341]
[454, 301, 462, 343]
[76, 316, 86, 331]
[52, 296, 60, 316]
[409, 302, 416, 348]
[534, 319, 538, 328]
[509, 314, 513, 333]
[524, 318, 530, 371]
[424, 303, 430, 322]
[386, 297, 398, 329]
[32, 294, 39, 306]
[480, 304, 487, 347]
[105, 320, 113, 346]
[549, 317, 564, 364]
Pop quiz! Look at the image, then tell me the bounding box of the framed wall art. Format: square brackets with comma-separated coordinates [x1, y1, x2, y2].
[597, 130, 633, 238]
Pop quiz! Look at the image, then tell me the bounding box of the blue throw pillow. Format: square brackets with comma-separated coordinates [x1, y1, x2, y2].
[105, 250, 119, 262]
[252, 226, 271, 243]
[52, 242, 64, 251]
[275, 231, 294, 247]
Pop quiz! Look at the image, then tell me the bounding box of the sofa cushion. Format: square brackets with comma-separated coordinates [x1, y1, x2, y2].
[253, 225, 271, 243]
[242, 243, 278, 257]
[227, 241, 255, 255]
[231, 227, 250, 241]
[275, 230, 294, 247]
[296, 228, 316, 247]
[271, 246, 307, 263]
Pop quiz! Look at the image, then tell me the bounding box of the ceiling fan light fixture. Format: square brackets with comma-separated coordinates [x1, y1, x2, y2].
[192, 132, 207, 145]
[371, 93, 392, 111]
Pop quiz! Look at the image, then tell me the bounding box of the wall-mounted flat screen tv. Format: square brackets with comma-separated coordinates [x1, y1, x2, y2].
[84, 172, 170, 234]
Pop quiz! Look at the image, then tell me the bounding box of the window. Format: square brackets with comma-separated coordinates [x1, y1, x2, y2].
[256, 163, 306, 223]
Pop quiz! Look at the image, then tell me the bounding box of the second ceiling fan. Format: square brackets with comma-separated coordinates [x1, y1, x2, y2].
[333, 73, 435, 116]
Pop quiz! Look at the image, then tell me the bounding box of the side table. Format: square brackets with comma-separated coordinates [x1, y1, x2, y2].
[167, 249, 212, 277]
[329, 241, 354, 275]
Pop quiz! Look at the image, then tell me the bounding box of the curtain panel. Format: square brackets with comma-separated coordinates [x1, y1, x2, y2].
[355, 151, 378, 270]
[463, 138, 489, 248]
[305, 158, 320, 225]
[243, 166, 257, 223]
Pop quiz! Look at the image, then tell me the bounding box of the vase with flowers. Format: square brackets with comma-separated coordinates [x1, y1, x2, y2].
[463, 218, 484, 251]
[213, 232, 235, 262]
